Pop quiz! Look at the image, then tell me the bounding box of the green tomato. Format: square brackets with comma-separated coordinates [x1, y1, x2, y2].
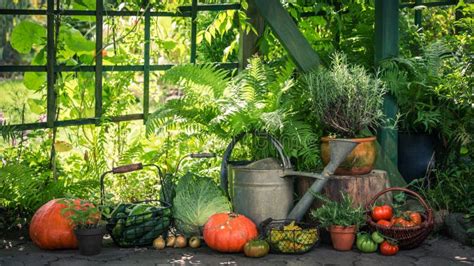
[356, 233, 370, 243]
[371, 231, 385, 244]
[244, 240, 270, 257]
[356, 234, 377, 253]
[356, 233, 368, 247]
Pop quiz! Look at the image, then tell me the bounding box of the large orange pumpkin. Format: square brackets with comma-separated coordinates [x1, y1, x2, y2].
[203, 212, 258, 253]
[29, 199, 98, 250]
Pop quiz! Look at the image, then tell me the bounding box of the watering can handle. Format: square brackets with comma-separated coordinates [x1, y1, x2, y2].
[220, 132, 292, 197]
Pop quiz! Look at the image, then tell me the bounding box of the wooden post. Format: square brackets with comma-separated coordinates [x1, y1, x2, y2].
[375, 0, 399, 167]
[238, 0, 265, 70]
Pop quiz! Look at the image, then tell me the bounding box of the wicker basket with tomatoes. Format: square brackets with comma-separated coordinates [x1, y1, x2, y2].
[366, 187, 434, 249]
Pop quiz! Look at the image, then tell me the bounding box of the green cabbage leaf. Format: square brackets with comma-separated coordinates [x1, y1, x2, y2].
[172, 172, 231, 236]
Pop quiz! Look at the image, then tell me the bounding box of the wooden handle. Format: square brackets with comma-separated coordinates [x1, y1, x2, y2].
[112, 163, 143, 174]
[190, 153, 216, 158]
[366, 187, 433, 226]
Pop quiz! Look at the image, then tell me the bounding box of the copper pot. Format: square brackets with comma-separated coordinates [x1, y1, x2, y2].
[321, 136, 376, 175]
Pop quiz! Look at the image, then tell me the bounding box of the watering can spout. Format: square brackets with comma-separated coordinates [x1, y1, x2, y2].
[325, 139, 359, 175]
[287, 139, 358, 221]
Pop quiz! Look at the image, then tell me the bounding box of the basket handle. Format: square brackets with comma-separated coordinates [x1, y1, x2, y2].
[100, 163, 164, 205]
[112, 163, 143, 174]
[366, 187, 433, 226]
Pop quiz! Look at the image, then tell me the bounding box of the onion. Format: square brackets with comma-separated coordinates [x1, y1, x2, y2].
[153, 236, 166, 250]
[174, 235, 187, 248]
[189, 236, 201, 248]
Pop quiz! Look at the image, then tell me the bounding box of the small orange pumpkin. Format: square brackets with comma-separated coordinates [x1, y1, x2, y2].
[29, 199, 98, 250]
[203, 212, 258, 253]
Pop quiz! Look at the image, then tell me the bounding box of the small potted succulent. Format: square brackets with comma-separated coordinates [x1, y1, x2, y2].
[311, 193, 365, 251]
[304, 53, 386, 175]
[60, 199, 104, 256]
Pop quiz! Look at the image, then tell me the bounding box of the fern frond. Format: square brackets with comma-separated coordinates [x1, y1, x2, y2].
[119, 143, 144, 165]
[0, 125, 17, 142]
[281, 119, 323, 171]
[161, 64, 230, 97]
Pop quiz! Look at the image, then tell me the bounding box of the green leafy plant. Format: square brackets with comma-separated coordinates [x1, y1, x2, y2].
[310, 192, 365, 228]
[380, 41, 451, 134]
[147, 57, 323, 170]
[147, 57, 293, 138]
[410, 162, 474, 213]
[304, 52, 386, 138]
[60, 199, 102, 229]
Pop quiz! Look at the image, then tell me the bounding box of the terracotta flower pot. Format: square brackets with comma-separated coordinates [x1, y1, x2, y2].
[321, 136, 376, 175]
[328, 225, 357, 251]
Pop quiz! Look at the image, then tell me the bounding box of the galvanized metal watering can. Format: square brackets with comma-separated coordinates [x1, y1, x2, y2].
[220, 132, 358, 225]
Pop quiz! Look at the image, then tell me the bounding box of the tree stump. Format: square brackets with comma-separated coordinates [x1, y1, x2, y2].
[296, 170, 392, 217]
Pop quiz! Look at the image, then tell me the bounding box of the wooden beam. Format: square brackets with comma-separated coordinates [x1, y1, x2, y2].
[238, 0, 265, 70]
[253, 0, 319, 72]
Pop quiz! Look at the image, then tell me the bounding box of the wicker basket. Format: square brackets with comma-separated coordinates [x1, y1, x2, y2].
[366, 187, 434, 249]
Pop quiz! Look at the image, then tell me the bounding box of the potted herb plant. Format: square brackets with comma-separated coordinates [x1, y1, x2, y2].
[304, 52, 386, 175]
[311, 193, 365, 251]
[60, 199, 104, 256]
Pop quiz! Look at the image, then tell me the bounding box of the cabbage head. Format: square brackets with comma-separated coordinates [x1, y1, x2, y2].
[172, 172, 231, 236]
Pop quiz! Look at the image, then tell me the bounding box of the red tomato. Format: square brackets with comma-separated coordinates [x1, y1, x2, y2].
[380, 241, 399, 256]
[377, 219, 392, 228]
[371, 205, 393, 221]
[405, 211, 422, 225]
[392, 217, 416, 228]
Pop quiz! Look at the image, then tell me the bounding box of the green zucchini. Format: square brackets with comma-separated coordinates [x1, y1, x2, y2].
[111, 219, 125, 239]
[125, 212, 153, 227]
[122, 220, 157, 241]
[115, 212, 127, 219]
[129, 204, 152, 216]
[110, 203, 130, 219]
[136, 217, 171, 245]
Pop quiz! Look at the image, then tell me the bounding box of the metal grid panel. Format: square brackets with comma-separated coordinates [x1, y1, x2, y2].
[0, 0, 460, 131]
[0, 1, 240, 131]
[399, 0, 459, 27]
